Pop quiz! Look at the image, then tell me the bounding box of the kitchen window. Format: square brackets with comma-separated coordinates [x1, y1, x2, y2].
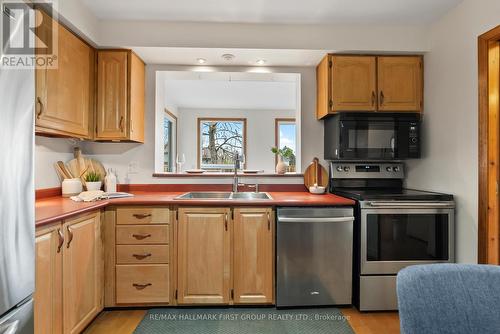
[198, 118, 247, 171]
[275, 118, 296, 172]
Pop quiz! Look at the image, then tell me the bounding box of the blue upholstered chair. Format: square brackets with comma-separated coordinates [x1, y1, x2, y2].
[397, 264, 500, 334]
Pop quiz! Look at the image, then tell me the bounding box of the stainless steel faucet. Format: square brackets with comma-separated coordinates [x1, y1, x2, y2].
[233, 153, 243, 192]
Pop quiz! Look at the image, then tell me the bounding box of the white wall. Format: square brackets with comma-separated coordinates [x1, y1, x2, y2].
[35, 137, 76, 189]
[177, 108, 295, 172]
[406, 0, 500, 263]
[99, 21, 428, 52]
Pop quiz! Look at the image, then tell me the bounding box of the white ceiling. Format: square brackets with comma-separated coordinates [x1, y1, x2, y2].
[162, 72, 298, 110]
[133, 47, 327, 67]
[82, 0, 461, 24]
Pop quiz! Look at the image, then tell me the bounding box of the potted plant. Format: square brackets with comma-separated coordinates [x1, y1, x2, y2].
[85, 171, 102, 191]
[271, 146, 294, 174]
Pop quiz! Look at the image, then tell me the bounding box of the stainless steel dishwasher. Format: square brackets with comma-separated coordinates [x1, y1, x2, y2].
[276, 207, 354, 307]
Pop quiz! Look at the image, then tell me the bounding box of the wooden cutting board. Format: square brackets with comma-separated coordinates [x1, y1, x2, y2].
[66, 147, 106, 182]
[304, 157, 328, 189]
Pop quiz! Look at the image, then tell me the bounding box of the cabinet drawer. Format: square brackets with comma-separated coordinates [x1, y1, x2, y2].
[116, 245, 169, 264]
[116, 225, 169, 244]
[116, 264, 169, 304]
[116, 207, 170, 225]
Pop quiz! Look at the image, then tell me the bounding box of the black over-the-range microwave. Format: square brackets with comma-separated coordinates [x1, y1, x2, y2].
[324, 113, 421, 161]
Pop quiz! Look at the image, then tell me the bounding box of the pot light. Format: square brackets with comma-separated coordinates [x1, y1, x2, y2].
[256, 59, 266, 65]
[196, 58, 207, 64]
[221, 54, 235, 62]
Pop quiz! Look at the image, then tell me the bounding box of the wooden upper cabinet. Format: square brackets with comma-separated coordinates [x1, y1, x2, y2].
[233, 208, 274, 304]
[331, 56, 377, 112]
[377, 56, 423, 112]
[177, 207, 231, 305]
[35, 10, 94, 138]
[316, 54, 423, 118]
[35, 225, 63, 334]
[96, 50, 145, 142]
[62, 213, 103, 334]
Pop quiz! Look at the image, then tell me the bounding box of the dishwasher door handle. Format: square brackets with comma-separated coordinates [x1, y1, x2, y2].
[278, 217, 355, 223]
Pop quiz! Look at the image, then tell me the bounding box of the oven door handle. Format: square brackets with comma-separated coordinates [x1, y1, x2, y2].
[366, 201, 454, 208]
[278, 217, 355, 223]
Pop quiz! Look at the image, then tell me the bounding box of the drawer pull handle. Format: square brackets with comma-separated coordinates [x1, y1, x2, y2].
[66, 226, 74, 248]
[57, 228, 64, 253]
[132, 253, 152, 260]
[132, 233, 151, 240]
[132, 283, 152, 290]
[133, 213, 152, 219]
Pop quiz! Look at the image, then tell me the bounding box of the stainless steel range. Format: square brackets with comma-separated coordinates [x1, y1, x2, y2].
[330, 162, 455, 311]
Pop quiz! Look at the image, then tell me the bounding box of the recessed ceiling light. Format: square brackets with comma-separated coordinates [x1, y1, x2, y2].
[256, 59, 266, 65]
[221, 54, 235, 62]
[196, 58, 207, 64]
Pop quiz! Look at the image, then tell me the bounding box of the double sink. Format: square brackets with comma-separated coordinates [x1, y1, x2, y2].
[175, 191, 273, 200]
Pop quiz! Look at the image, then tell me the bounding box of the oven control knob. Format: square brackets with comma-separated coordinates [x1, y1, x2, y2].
[344, 166, 350, 172]
[336, 166, 343, 172]
[386, 166, 393, 172]
[393, 166, 400, 172]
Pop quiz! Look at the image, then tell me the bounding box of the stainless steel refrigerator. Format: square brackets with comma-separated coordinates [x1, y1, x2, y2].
[0, 1, 35, 332]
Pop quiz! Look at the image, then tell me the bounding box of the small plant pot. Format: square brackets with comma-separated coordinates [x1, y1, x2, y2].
[86, 181, 102, 191]
[275, 156, 287, 174]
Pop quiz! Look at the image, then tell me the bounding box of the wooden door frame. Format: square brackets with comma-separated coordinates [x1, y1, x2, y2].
[478, 25, 500, 264]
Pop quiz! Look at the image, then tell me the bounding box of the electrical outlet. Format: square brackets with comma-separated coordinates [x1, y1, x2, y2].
[128, 161, 138, 174]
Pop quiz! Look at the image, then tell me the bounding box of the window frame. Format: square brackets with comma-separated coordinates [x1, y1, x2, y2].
[197, 117, 247, 170]
[163, 108, 178, 172]
[274, 118, 296, 167]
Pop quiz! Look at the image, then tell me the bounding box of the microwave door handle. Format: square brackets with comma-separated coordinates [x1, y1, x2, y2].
[391, 136, 395, 153]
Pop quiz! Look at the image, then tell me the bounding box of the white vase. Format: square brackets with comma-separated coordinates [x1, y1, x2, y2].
[86, 181, 102, 191]
[275, 156, 287, 174]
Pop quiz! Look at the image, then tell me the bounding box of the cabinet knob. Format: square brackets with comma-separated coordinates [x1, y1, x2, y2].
[380, 91, 385, 105]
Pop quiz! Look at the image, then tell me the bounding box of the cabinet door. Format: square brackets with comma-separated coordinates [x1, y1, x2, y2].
[96, 51, 128, 140]
[35, 10, 93, 138]
[129, 52, 145, 143]
[377, 56, 423, 112]
[233, 208, 274, 304]
[331, 56, 377, 112]
[177, 208, 231, 304]
[62, 213, 103, 334]
[35, 225, 63, 334]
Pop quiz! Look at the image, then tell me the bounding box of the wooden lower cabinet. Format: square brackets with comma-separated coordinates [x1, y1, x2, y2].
[116, 264, 170, 304]
[177, 207, 275, 305]
[34, 212, 103, 334]
[177, 207, 231, 305]
[35, 225, 63, 334]
[106, 207, 172, 306]
[233, 208, 274, 304]
[62, 213, 103, 334]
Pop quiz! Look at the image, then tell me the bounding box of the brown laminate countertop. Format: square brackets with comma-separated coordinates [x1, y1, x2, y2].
[35, 191, 355, 228]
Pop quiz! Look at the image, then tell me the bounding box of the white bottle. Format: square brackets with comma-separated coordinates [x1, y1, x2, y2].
[104, 169, 117, 193]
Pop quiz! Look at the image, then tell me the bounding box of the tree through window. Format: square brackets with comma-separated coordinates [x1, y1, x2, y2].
[198, 118, 246, 171]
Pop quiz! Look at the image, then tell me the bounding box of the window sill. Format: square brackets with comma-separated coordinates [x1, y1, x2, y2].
[152, 172, 304, 178]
